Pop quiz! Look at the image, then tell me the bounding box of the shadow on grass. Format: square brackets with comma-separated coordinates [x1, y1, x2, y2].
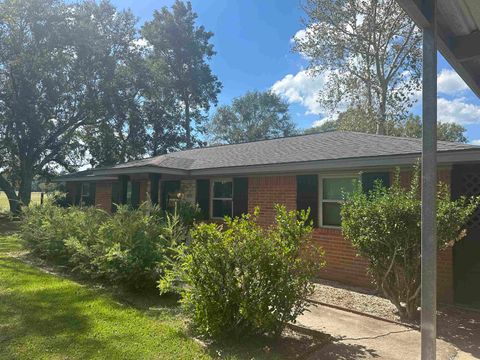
[0, 228, 331, 359]
[0, 260, 115, 358]
[0, 254, 205, 359]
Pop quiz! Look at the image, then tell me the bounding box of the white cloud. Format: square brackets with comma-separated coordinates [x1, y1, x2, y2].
[437, 69, 469, 95]
[271, 70, 328, 115]
[438, 97, 480, 125]
[290, 29, 307, 44]
[470, 139, 480, 146]
[272, 65, 480, 127]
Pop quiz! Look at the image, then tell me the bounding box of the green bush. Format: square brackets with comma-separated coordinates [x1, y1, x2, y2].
[21, 201, 109, 263]
[341, 168, 480, 319]
[21, 201, 188, 289]
[160, 205, 324, 338]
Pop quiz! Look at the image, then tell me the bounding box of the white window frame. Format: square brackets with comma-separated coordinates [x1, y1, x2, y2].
[210, 178, 233, 219]
[319, 173, 359, 228]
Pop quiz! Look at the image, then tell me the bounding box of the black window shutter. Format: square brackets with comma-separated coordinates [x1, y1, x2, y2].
[233, 177, 248, 217]
[74, 183, 82, 206]
[196, 179, 210, 220]
[149, 174, 160, 205]
[131, 181, 141, 209]
[161, 180, 181, 211]
[111, 182, 120, 212]
[361, 172, 390, 194]
[297, 175, 318, 227]
[118, 176, 129, 205]
[88, 182, 96, 206]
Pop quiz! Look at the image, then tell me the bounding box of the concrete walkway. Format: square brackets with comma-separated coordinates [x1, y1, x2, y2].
[296, 303, 468, 359]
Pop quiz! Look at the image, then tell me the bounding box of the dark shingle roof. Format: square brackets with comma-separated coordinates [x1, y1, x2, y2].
[110, 131, 478, 171]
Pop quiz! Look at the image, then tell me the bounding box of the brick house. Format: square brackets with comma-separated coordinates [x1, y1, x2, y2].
[58, 131, 480, 306]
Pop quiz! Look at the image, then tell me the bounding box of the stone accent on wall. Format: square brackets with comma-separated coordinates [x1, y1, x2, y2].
[180, 179, 196, 204]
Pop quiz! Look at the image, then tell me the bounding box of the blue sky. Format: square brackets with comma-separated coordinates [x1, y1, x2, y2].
[112, 0, 480, 143]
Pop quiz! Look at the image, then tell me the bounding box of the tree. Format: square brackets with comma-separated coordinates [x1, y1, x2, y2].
[295, 0, 422, 135]
[399, 115, 467, 143]
[209, 91, 297, 144]
[0, 0, 138, 212]
[306, 108, 467, 143]
[304, 120, 337, 134]
[77, 1, 148, 167]
[142, 0, 222, 149]
[341, 168, 480, 319]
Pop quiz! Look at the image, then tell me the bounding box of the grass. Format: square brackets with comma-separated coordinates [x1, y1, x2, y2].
[0, 218, 325, 360]
[0, 192, 43, 212]
[0, 232, 211, 359]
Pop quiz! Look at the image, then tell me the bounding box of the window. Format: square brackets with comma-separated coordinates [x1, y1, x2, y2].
[80, 183, 90, 207]
[320, 176, 357, 227]
[211, 179, 233, 218]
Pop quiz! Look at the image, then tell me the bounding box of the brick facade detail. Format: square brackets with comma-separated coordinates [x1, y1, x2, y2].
[248, 176, 297, 227]
[95, 181, 113, 213]
[247, 172, 454, 303]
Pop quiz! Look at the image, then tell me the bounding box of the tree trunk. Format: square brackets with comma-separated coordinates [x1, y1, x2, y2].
[18, 167, 33, 206]
[377, 88, 388, 135]
[0, 173, 20, 214]
[184, 96, 192, 149]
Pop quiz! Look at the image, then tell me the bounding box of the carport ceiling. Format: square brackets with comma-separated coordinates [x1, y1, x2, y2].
[397, 0, 480, 98]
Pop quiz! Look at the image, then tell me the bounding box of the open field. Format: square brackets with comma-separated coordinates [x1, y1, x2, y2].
[0, 192, 43, 212]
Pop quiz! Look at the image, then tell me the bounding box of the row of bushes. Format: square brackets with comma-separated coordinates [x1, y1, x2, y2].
[21, 201, 323, 337]
[21, 202, 187, 289]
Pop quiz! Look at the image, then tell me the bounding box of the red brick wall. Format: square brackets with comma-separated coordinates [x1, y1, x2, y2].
[312, 227, 372, 287]
[66, 182, 77, 205]
[95, 181, 113, 213]
[248, 176, 296, 227]
[247, 170, 454, 303]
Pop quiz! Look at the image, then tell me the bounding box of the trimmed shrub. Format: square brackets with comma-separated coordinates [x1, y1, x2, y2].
[160, 205, 324, 338]
[341, 168, 480, 319]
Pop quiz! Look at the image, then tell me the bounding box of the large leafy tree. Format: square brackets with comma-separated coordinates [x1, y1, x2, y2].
[306, 108, 467, 143]
[0, 0, 139, 211]
[209, 91, 297, 144]
[295, 0, 422, 135]
[77, 1, 148, 167]
[142, 0, 222, 149]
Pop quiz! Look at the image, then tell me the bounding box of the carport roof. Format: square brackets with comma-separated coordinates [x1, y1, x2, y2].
[397, 0, 480, 98]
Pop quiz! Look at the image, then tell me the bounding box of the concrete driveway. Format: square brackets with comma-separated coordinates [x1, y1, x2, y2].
[296, 303, 473, 359]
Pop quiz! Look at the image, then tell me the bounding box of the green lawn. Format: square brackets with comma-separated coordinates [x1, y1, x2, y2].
[0, 234, 212, 359]
[0, 219, 314, 360]
[0, 192, 43, 212]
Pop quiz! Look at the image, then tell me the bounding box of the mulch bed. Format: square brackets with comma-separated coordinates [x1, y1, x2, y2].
[310, 279, 403, 323]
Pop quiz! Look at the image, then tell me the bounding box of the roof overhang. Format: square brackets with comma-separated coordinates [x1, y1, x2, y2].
[56, 149, 480, 180]
[397, 0, 480, 98]
[190, 149, 480, 176]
